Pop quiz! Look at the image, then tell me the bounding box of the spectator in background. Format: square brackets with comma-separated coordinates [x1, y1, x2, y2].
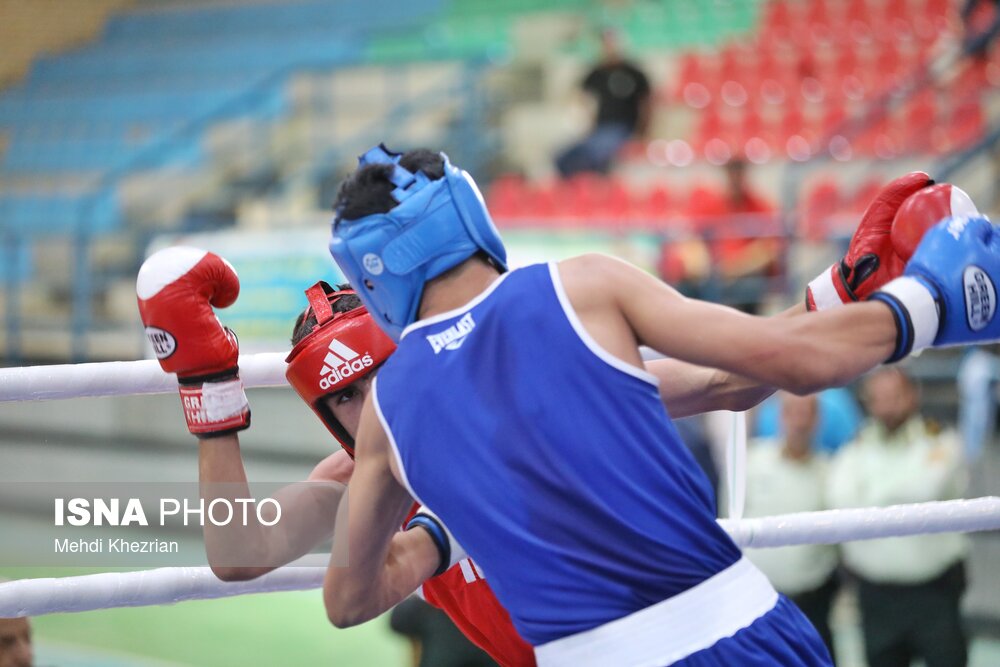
[711, 159, 782, 284]
[390, 596, 498, 667]
[554, 28, 650, 177]
[744, 393, 839, 662]
[0, 615, 33, 667]
[828, 368, 968, 667]
[666, 159, 782, 313]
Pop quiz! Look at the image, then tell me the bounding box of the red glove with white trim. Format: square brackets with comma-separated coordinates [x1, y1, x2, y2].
[806, 172, 933, 310]
[136, 246, 250, 438]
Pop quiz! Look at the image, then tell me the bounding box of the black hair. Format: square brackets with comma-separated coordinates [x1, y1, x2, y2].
[290, 282, 361, 345]
[333, 148, 445, 222]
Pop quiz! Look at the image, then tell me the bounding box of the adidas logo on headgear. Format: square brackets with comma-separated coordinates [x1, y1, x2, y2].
[319, 339, 374, 390]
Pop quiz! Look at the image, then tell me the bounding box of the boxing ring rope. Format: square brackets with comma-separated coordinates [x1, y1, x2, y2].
[1, 497, 998, 618]
[0, 567, 329, 618]
[0, 353, 289, 402]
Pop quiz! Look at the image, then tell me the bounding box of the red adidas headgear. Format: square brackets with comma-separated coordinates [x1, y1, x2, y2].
[285, 282, 397, 457]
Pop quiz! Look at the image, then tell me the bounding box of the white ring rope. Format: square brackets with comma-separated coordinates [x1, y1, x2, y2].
[1, 497, 997, 618]
[0, 566, 328, 617]
[718, 496, 1000, 548]
[0, 353, 289, 402]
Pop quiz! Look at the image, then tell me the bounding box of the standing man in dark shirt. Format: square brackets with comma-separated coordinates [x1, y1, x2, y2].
[555, 28, 651, 176]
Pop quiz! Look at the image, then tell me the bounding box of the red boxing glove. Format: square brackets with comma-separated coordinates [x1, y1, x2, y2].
[806, 172, 933, 311]
[890, 183, 980, 261]
[136, 246, 250, 438]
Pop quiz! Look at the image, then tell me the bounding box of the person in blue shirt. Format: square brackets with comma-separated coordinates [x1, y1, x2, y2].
[754, 388, 863, 455]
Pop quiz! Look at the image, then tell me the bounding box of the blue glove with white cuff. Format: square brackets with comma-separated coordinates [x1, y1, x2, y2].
[870, 215, 1000, 362]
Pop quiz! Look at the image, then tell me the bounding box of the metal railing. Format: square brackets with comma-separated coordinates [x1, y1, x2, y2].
[0, 58, 495, 364]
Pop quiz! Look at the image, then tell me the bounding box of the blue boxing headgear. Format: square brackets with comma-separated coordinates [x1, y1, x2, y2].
[329, 145, 507, 341]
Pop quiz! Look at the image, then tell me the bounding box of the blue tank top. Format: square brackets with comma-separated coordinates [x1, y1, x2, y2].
[374, 263, 741, 646]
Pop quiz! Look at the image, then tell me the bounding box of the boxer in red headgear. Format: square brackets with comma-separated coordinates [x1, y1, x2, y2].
[285, 282, 396, 458]
[285, 281, 537, 667]
[283, 282, 535, 664]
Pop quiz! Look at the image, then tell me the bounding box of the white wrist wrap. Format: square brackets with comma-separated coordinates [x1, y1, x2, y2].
[201, 378, 250, 421]
[179, 377, 250, 436]
[807, 264, 843, 310]
[879, 277, 940, 353]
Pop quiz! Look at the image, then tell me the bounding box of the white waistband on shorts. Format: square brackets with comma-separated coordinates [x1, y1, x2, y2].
[534, 556, 778, 667]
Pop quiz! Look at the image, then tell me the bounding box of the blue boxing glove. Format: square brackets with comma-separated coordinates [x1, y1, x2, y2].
[870, 215, 1000, 362]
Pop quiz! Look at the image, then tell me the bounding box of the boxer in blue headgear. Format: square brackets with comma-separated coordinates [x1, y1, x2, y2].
[323, 154, 999, 665]
[329, 144, 507, 341]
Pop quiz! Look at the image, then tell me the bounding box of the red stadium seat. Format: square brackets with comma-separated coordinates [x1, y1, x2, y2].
[876, 41, 905, 78]
[764, 0, 795, 33]
[641, 184, 676, 225]
[719, 43, 749, 83]
[898, 90, 938, 153]
[820, 105, 848, 135]
[529, 181, 559, 220]
[693, 106, 725, 151]
[805, 0, 832, 30]
[845, 0, 872, 26]
[604, 178, 633, 224]
[834, 49, 860, 80]
[683, 183, 728, 233]
[740, 106, 771, 146]
[802, 178, 842, 239]
[884, 0, 911, 20]
[853, 115, 892, 157]
[920, 0, 952, 19]
[945, 98, 986, 151]
[849, 178, 884, 214]
[562, 175, 598, 220]
[487, 175, 528, 221]
[779, 105, 811, 143]
[675, 53, 719, 101]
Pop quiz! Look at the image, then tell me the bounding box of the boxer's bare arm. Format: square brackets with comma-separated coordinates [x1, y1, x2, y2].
[324, 394, 440, 628]
[307, 449, 355, 482]
[198, 437, 345, 581]
[646, 304, 805, 417]
[561, 254, 895, 395]
[647, 359, 774, 417]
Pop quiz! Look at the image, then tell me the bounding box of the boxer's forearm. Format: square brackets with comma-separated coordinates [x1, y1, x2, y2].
[198, 436, 264, 579]
[326, 528, 440, 628]
[650, 304, 804, 416]
[326, 400, 426, 628]
[649, 360, 771, 417]
[198, 437, 341, 580]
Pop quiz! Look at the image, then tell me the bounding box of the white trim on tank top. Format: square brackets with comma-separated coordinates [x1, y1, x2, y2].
[399, 270, 513, 339]
[547, 262, 660, 387]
